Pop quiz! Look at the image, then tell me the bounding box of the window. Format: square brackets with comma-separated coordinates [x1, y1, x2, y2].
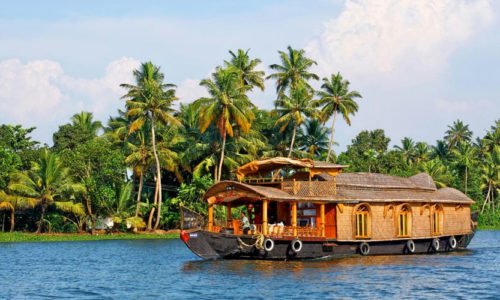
[355, 204, 370, 238]
[432, 205, 443, 235]
[397, 205, 411, 237]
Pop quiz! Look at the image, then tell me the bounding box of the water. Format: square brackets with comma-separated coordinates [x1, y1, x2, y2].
[0, 231, 498, 300]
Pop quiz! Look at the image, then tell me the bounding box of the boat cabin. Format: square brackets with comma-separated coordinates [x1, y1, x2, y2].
[203, 157, 474, 242]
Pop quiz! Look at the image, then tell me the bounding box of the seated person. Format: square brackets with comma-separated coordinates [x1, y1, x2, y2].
[241, 212, 251, 234]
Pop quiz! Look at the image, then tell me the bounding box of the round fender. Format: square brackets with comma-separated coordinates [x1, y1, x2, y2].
[432, 238, 440, 251]
[359, 242, 370, 256]
[264, 238, 275, 252]
[291, 239, 303, 253]
[406, 240, 416, 253]
[449, 236, 457, 249]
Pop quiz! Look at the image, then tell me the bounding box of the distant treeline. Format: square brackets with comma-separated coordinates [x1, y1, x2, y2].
[0, 47, 498, 233]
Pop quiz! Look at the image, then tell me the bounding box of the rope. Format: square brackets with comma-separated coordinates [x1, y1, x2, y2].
[237, 233, 265, 250]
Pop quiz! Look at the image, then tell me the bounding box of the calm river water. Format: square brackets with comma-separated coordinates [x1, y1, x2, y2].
[1, 231, 499, 299]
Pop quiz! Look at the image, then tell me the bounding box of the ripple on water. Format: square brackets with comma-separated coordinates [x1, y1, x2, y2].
[0, 232, 499, 299]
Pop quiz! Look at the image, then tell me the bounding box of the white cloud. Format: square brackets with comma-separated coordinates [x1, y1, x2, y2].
[176, 78, 208, 104]
[0, 59, 66, 122]
[0, 57, 140, 143]
[306, 0, 494, 83]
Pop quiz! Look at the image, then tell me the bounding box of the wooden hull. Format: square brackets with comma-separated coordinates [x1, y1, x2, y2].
[181, 230, 475, 260]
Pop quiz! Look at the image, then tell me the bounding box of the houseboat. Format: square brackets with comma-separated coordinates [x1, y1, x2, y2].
[180, 157, 476, 260]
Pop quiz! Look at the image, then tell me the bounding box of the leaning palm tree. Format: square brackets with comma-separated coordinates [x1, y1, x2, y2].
[275, 84, 317, 158]
[316, 73, 361, 162]
[8, 149, 84, 233]
[71, 111, 103, 137]
[444, 120, 473, 149]
[195, 67, 255, 182]
[267, 46, 319, 97]
[224, 49, 265, 91]
[120, 61, 180, 230]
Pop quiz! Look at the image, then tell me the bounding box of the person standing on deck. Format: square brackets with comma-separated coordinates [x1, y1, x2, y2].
[241, 212, 251, 234]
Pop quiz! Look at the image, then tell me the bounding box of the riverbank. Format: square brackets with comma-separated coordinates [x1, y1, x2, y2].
[0, 231, 179, 243]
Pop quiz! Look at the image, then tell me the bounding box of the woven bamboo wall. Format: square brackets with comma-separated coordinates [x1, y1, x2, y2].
[336, 202, 472, 241]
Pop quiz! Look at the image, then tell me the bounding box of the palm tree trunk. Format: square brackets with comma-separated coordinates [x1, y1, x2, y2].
[2, 213, 4, 232]
[218, 131, 227, 183]
[326, 112, 338, 163]
[151, 124, 163, 230]
[481, 184, 491, 213]
[37, 204, 47, 233]
[288, 126, 297, 158]
[135, 172, 144, 217]
[84, 195, 95, 234]
[10, 210, 15, 232]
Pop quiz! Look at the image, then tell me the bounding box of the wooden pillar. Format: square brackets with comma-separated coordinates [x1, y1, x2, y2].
[320, 203, 325, 238]
[262, 199, 268, 235]
[226, 203, 232, 227]
[208, 204, 214, 232]
[292, 201, 297, 236]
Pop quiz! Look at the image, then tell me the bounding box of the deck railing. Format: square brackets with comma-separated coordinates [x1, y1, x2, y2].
[281, 180, 336, 197]
[209, 221, 324, 238]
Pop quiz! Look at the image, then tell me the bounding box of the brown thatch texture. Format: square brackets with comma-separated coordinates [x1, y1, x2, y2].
[320, 172, 437, 191]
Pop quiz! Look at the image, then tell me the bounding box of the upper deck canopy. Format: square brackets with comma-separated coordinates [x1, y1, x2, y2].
[236, 157, 346, 181]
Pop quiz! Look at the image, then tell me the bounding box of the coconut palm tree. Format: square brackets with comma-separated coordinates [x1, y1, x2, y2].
[432, 140, 449, 161]
[71, 111, 103, 137]
[451, 142, 477, 195]
[316, 73, 361, 162]
[395, 137, 416, 165]
[414, 142, 430, 166]
[195, 67, 255, 182]
[0, 191, 37, 232]
[480, 146, 499, 213]
[418, 159, 453, 188]
[120, 61, 179, 230]
[8, 149, 84, 233]
[275, 84, 317, 158]
[224, 49, 265, 91]
[445, 120, 473, 149]
[267, 46, 319, 97]
[297, 119, 330, 159]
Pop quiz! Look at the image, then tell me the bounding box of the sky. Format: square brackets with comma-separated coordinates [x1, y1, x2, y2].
[0, 0, 499, 151]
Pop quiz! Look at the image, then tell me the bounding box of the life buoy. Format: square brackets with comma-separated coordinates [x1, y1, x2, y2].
[406, 240, 416, 253]
[449, 236, 457, 249]
[432, 238, 440, 251]
[291, 239, 303, 253]
[264, 238, 275, 252]
[359, 242, 370, 255]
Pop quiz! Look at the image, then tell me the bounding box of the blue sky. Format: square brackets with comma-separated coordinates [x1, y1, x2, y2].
[0, 0, 499, 151]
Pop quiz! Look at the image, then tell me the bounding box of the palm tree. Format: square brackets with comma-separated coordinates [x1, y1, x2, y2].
[481, 120, 500, 153]
[8, 149, 84, 233]
[0, 192, 37, 232]
[418, 159, 453, 188]
[275, 84, 317, 157]
[414, 142, 430, 166]
[71, 111, 103, 136]
[195, 67, 255, 182]
[125, 131, 153, 217]
[480, 146, 499, 213]
[395, 137, 416, 165]
[224, 49, 265, 91]
[297, 119, 330, 159]
[120, 61, 180, 230]
[451, 142, 477, 195]
[267, 46, 319, 96]
[316, 73, 361, 162]
[444, 120, 473, 149]
[432, 140, 449, 161]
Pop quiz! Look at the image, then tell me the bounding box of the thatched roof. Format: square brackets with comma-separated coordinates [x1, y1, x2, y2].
[236, 157, 345, 181]
[204, 174, 474, 204]
[320, 172, 437, 191]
